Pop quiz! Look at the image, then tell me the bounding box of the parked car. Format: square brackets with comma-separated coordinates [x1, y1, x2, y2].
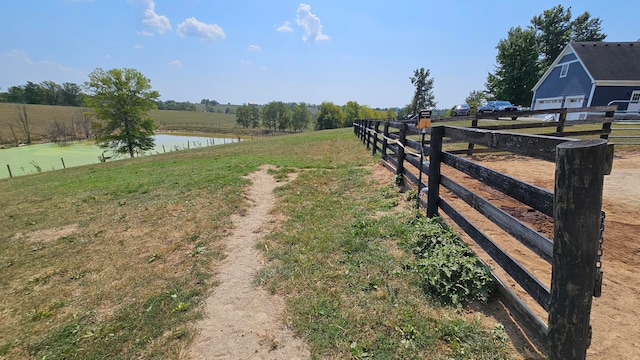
[453, 104, 470, 116]
[478, 100, 519, 120]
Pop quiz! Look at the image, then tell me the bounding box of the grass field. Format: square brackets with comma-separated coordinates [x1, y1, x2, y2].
[0, 128, 519, 359]
[0, 103, 244, 145]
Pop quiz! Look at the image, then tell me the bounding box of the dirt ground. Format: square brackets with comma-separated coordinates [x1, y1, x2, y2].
[187, 150, 639, 359]
[451, 149, 640, 359]
[188, 166, 309, 359]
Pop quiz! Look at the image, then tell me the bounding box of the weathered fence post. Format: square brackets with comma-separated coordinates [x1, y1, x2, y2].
[426, 126, 443, 218]
[467, 114, 479, 155]
[6, 164, 12, 178]
[365, 120, 372, 150]
[61, 158, 66, 169]
[381, 122, 390, 162]
[396, 123, 407, 181]
[555, 109, 567, 135]
[372, 121, 380, 156]
[548, 138, 607, 360]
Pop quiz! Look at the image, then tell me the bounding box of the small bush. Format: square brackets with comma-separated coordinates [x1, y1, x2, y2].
[407, 217, 493, 305]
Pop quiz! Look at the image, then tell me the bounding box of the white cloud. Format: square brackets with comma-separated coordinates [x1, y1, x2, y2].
[248, 45, 261, 51]
[129, 0, 171, 35]
[177, 17, 225, 40]
[258, 66, 267, 71]
[240, 60, 252, 65]
[0, 50, 86, 88]
[295, 4, 329, 42]
[169, 60, 182, 67]
[276, 21, 293, 33]
[133, 44, 144, 49]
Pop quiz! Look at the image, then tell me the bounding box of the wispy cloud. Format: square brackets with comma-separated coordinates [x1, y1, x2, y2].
[248, 45, 261, 51]
[177, 17, 225, 40]
[133, 44, 144, 49]
[240, 60, 252, 65]
[129, 0, 171, 35]
[169, 60, 182, 67]
[0, 50, 86, 86]
[295, 4, 329, 42]
[276, 21, 293, 33]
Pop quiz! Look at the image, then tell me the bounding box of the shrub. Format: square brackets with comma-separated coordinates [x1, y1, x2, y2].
[407, 217, 493, 305]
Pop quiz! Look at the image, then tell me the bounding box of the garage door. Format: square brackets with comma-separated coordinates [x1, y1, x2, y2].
[535, 98, 563, 120]
[565, 97, 585, 120]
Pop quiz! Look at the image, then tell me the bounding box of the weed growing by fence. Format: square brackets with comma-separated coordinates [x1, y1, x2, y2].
[402, 217, 494, 306]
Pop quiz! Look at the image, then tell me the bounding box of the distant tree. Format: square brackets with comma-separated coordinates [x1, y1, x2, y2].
[342, 101, 361, 126]
[48, 117, 71, 145]
[248, 104, 261, 128]
[410, 68, 436, 115]
[235, 104, 251, 128]
[261, 101, 291, 131]
[84, 68, 159, 158]
[60, 82, 84, 106]
[359, 105, 378, 120]
[6, 86, 25, 103]
[464, 90, 489, 114]
[72, 109, 94, 139]
[291, 102, 311, 132]
[315, 102, 343, 130]
[396, 104, 413, 119]
[14, 104, 32, 144]
[530, 5, 606, 70]
[385, 108, 396, 119]
[21, 82, 44, 104]
[40, 80, 62, 105]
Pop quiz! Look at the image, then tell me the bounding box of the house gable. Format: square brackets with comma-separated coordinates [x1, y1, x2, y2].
[532, 41, 640, 111]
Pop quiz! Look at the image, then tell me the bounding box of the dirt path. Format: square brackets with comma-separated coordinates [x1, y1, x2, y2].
[188, 166, 310, 360]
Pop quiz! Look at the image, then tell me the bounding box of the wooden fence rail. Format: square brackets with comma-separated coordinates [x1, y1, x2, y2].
[354, 111, 611, 360]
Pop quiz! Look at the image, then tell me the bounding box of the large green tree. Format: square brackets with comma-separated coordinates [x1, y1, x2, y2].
[485, 26, 540, 106]
[84, 68, 159, 158]
[531, 5, 606, 70]
[342, 101, 361, 127]
[261, 101, 291, 131]
[315, 102, 343, 130]
[291, 102, 311, 132]
[410, 68, 436, 115]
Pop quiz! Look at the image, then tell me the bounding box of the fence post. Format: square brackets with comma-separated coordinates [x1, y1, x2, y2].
[555, 109, 567, 135]
[426, 126, 443, 218]
[381, 122, 390, 161]
[372, 121, 380, 156]
[365, 120, 372, 150]
[61, 158, 66, 169]
[396, 123, 407, 182]
[6, 164, 12, 178]
[548, 138, 607, 360]
[467, 114, 479, 155]
[600, 110, 614, 141]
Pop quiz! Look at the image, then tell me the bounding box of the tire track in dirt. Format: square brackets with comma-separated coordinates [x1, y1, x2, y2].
[188, 166, 309, 359]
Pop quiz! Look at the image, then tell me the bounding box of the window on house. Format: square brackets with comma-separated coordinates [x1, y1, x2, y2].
[560, 63, 569, 78]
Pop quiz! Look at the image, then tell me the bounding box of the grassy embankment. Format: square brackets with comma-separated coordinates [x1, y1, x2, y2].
[0, 127, 523, 359]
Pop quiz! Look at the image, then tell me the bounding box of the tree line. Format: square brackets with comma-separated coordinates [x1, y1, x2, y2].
[0, 81, 212, 112]
[235, 101, 395, 132]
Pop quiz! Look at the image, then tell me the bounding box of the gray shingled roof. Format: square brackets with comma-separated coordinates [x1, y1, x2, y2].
[571, 41, 640, 81]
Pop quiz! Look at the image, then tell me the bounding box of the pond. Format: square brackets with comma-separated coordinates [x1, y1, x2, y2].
[0, 134, 241, 179]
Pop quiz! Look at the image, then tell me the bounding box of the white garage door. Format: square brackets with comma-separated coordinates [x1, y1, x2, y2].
[565, 96, 585, 120]
[535, 98, 563, 120]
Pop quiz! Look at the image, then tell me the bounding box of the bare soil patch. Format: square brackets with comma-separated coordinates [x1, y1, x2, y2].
[187, 166, 309, 359]
[438, 149, 640, 359]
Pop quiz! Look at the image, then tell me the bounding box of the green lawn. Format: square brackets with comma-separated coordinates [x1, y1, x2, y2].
[0, 128, 522, 359]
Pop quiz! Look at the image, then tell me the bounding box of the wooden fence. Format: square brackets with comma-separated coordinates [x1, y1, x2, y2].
[354, 106, 614, 359]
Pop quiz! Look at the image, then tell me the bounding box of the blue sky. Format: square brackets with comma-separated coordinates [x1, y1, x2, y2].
[0, 1, 637, 109]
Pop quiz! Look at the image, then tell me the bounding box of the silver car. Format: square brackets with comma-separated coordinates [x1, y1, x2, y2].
[453, 104, 470, 116]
